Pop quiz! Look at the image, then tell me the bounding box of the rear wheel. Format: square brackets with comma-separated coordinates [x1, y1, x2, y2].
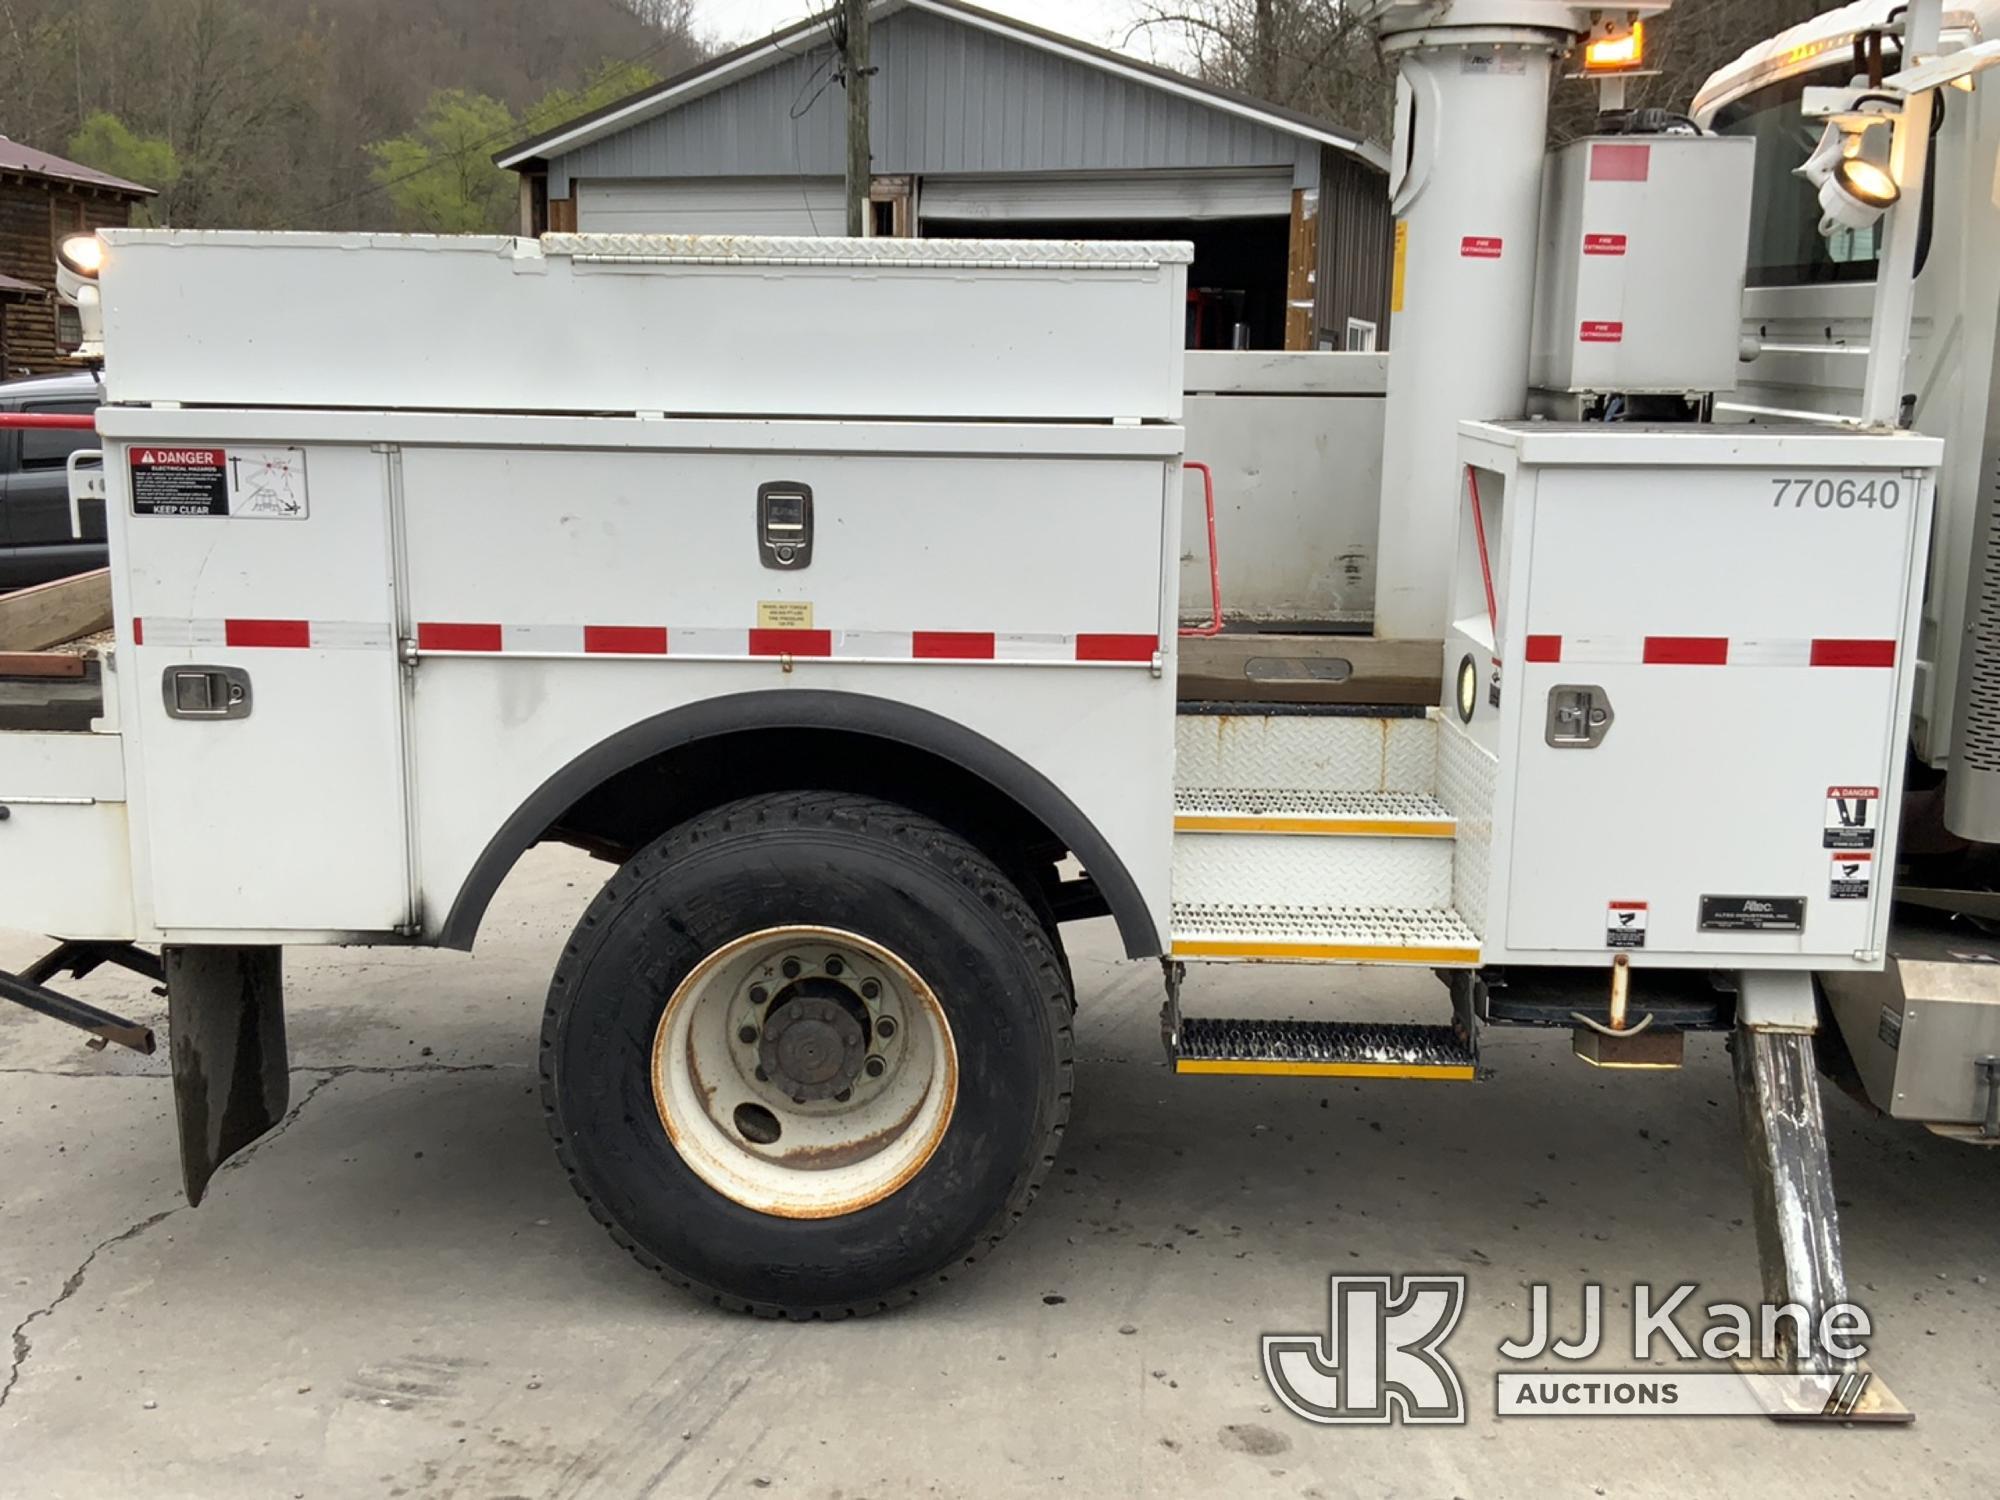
[541, 791, 1074, 1317]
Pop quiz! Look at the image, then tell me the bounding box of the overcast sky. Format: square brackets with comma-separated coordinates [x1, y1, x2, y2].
[689, 0, 1183, 66]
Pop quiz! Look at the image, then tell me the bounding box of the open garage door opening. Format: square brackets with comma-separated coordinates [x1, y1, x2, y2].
[920, 215, 1292, 351]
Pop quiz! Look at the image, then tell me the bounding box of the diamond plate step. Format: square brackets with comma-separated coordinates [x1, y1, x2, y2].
[1174, 1018, 1478, 1079]
[1170, 901, 1480, 965]
[1174, 821, 1454, 909]
[1174, 712, 1439, 798]
[1174, 788, 1455, 838]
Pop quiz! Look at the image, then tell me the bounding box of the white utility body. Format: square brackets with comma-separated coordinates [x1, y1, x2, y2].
[14, 231, 1189, 952]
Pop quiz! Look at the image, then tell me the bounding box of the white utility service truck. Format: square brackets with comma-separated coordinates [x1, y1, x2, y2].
[0, 0, 1991, 1404]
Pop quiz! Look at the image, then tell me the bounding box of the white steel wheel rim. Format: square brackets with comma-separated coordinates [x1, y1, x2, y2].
[651, 924, 958, 1219]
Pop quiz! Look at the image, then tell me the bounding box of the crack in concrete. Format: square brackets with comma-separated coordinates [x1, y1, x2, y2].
[0, 1205, 179, 1414]
[0, 1058, 518, 1412]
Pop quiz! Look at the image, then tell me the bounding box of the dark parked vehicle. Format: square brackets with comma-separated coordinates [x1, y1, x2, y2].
[0, 370, 103, 590]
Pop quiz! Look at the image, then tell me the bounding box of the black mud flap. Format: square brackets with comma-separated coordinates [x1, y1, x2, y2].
[166, 945, 288, 1206]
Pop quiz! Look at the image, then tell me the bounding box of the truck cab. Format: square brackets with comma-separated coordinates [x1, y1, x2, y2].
[0, 369, 105, 589]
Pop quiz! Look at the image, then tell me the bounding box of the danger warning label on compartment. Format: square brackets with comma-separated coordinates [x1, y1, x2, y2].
[1829, 851, 1873, 901]
[130, 446, 308, 518]
[1824, 785, 1878, 850]
[1605, 901, 1648, 949]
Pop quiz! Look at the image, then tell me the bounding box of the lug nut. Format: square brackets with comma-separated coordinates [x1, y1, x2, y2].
[876, 1016, 897, 1040]
[738, 1025, 759, 1045]
[825, 956, 845, 977]
[750, 985, 768, 1006]
[865, 1055, 887, 1078]
[860, 979, 881, 1000]
[781, 958, 802, 979]
[834, 1088, 853, 1103]
[754, 1065, 769, 1082]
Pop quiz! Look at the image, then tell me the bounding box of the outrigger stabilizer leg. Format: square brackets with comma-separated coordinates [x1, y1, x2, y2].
[1732, 972, 1909, 1422]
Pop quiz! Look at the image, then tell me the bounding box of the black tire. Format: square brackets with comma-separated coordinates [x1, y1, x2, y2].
[540, 790, 1075, 1318]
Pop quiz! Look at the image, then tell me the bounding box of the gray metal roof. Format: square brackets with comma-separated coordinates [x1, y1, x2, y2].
[497, 0, 1386, 175]
[0, 137, 154, 196]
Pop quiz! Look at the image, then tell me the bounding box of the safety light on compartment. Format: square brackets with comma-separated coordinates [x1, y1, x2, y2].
[1582, 21, 1644, 71]
[56, 233, 104, 279]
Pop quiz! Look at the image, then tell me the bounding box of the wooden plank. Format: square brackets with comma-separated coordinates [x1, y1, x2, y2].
[0, 568, 112, 652]
[0, 652, 86, 678]
[1284, 187, 1320, 353]
[1177, 632, 1443, 706]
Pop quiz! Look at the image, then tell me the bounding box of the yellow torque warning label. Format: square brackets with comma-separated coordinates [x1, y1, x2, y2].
[757, 600, 814, 630]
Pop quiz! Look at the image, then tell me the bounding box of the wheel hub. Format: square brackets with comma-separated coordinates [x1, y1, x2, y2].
[759, 983, 868, 1100]
[652, 925, 958, 1219]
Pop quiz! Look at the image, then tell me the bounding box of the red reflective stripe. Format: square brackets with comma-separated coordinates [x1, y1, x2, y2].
[749, 628, 831, 657]
[130, 616, 144, 645]
[1811, 638, 1896, 668]
[1591, 143, 1651, 181]
[417, 622, 502, 652]
[224, 618, 310, 649]
[583, 625, 667, 655]
[0, 412, 95, 429]
[1075, 633, 1157, 663]
[1524, 634, 1562, 662]
[1642, 636, 1728, 665]
[912, 631, 996, 659]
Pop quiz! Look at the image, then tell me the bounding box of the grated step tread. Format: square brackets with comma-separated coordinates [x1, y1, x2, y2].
[1170, 902, 1479, 965]
[1174, 787, 1454, 833]
[1176, 1018, 1477, 1079]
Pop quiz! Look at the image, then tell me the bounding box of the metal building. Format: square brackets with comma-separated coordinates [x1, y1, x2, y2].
[497, 0, 1391, 351]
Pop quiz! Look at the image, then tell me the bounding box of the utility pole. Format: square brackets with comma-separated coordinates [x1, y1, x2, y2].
[842, 0, 872, 237]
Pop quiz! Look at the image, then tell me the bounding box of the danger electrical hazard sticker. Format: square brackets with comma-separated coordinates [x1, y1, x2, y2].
[1605, 901, 1648, 949]
[1830, 851, 1873, 901]
[1824, 785, 1879, 850]
[130, 447, 308, 519]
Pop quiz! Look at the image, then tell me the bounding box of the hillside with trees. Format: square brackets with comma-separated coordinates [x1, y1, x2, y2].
[0, 0, 707, 231]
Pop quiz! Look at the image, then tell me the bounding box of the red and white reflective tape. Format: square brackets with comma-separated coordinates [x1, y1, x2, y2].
[1523, 634, 1896, 668]
[131, 617, 393, 649]
[415, 623, 1159, 663]
[131, 618, 1159, 665]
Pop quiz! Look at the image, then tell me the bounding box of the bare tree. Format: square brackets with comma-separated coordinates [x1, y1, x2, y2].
[1126, 0, 1394, 143]
[1126, 0, 1852, 150]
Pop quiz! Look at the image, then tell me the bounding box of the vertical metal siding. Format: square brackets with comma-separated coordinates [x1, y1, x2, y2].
[552, 10, 1317, 183]
[1316, 145, 1392, 348]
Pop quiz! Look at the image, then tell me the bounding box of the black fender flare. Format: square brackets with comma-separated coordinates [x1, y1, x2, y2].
[437, 688, 1162, 958]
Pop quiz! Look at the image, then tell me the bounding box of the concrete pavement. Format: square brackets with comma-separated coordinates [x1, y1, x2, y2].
[3, 845, 1998, 1498]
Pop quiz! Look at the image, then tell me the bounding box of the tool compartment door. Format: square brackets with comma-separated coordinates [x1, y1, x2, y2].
[120, 442, 411, 932]
[1501, 459, 1926, 963]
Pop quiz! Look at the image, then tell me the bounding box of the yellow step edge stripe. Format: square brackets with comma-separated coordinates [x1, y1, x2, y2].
[1175, 1059, 1477, 1081]
[1173, 815, 1457, 839]
[1171, 939, 1482, 965]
